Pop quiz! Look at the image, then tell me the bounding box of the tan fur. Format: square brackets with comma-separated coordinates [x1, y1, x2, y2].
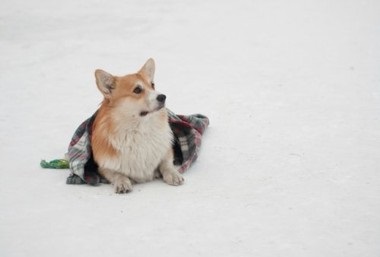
[91, 58, 184, 193]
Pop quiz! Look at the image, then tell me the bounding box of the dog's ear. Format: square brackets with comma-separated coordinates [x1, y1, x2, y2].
[95, 69, 115, 98]
[138, 58, 155, 82]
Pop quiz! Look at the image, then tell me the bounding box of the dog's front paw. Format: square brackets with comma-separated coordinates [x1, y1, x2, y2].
[114, 176, 133, 193]
[163, 170, 184, 186]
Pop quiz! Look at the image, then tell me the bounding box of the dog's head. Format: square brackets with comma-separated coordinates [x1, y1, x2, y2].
[95, 58, 166, 117]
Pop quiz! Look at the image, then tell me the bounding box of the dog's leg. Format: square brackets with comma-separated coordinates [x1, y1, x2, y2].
[98, 168, 133, 193]
[159, 150, 184, 186]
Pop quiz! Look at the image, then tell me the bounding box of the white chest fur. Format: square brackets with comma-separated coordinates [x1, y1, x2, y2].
[102, 113, 173, 183]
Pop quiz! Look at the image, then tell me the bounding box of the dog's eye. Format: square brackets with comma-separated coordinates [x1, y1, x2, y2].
[151, 82, 155, 89]
[133, 86, 143, 94]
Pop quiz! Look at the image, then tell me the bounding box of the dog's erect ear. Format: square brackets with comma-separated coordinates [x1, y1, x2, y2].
[138, 58, 155, 82]
[95, 69, 115, 98]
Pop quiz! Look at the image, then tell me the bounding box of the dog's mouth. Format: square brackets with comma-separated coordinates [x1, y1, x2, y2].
[139, 104, 165, 117]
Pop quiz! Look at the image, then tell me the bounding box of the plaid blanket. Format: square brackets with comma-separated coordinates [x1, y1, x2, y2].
[66, 109, 209, 185]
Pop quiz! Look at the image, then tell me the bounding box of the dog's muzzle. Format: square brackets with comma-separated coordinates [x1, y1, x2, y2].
[139, 94, 167, 117]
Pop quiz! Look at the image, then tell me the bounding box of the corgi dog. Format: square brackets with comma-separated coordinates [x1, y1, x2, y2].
[91, 58, 184, 193]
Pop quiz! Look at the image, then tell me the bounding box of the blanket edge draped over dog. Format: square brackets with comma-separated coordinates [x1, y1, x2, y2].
[66, 109, 209, 185]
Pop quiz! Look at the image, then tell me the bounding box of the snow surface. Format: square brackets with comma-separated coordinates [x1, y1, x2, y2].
[1, 0, 380, 256]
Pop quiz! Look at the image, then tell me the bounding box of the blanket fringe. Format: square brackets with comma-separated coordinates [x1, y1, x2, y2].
[40, 159, 69, 169]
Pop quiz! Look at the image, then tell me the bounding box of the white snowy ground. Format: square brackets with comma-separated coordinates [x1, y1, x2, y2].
[1, 0, 379, 256]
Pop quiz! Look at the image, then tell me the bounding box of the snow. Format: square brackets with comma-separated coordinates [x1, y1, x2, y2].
[1, 0, 380, 256]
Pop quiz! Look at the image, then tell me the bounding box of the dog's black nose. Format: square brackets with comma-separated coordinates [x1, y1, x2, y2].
[157, 94, 166, 103]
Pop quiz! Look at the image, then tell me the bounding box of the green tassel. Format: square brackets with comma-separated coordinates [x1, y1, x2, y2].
[40, 159, 69, 169]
